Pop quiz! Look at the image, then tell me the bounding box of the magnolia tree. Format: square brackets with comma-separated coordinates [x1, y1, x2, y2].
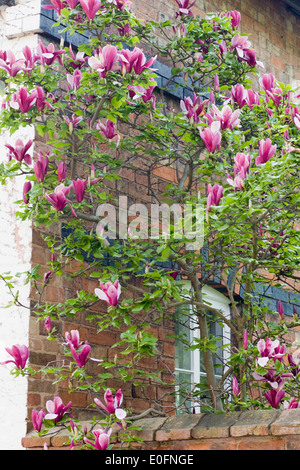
[1, 0, 300, 449]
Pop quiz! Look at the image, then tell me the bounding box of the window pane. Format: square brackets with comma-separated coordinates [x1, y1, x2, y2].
[175, 295, 227, 412]
[175, 304, 192, 371]
[210, 319, 224, 370]
[199, 310, 224, 375]
[175, 371, 192, 413]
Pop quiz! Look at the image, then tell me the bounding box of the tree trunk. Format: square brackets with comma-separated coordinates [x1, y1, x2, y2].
[190, 273, 223, 412]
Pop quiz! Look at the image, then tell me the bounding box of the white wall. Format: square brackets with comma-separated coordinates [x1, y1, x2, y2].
[0, 127, 33, 450]
[0, 0, 40, 450]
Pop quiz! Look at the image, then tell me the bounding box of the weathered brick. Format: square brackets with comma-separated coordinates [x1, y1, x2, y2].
[237, 436, 285, 451]
[230, 409, 279, 437]
[131, 416, 168, 441]
[156, 414, 202, 441]
[271, 409, 300, 436]
[22, 432, 50, 449]
[192, 411, 241, 439]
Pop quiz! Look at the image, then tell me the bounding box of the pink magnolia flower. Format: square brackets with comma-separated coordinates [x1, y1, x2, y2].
[118, 23, 131, 37]
[211, 104, 240, 129]
[232, 375, 239, 397]
[140, 82, 156, 109]
[175, 0, 195, 18]
[45, 183, 73, 212]
[253, 368, 291, 389]
[128, 79, 157, 109]
[57, 162, 67, 182]
[206, 183, 224, 212]
[36, 40, 64, 67]
[42, 0, 66, 15]
[114, 0, 132, 10]
[34, 151, 49, 183]
[67, 44, 88, 69]
[257, 337, 286, 367]
[234, 152, 251, 176]
[218, 40, 227, 56]
[68, 342, 91, 368]
[43, 270, 52, 284]
[278, 300, 284, 320]
[88, 45, 121, 77]
[227, 152, 249, 188]
[80, 0, 101, 20]
[96, 119, 120, 146]
[242, 47, 258, 67]
[225, 10, 241, 28]
[231, 34, 251, 56]
[199, 121, 222, 153]
[214, 73, 219, 93]
[44, 316, 52, 333]
[45, 396, 72, 422]
[259, 73, 275, 93]
[243, 330, 248, 350]
[0, 50, 24, 77]
[69, 419, 78, 436]
[293, 115, 300, 129]
[84, 428, 112, 450]
[283, 398, 300, 409]
[230, 34, 257, 67]
[173, 24, 187, 39]
[0, 344, 29, 369]
[264, 387, 285, 409]
[120, 47, 157, 75]
[64, 329, 102, 367]
[5, 139, 33, 164]
[13, 87, 37, 113]
[255, 138, 277, 165]
[66, 0, 79, 7]
[35, 86, 54, 112]
[167, 269, 180, 280]
[227, 172, 245, 191]
[265, 87, 283, 108]
[63, 113, 83, 131]
[231, 83, 247, 108]
[64, 330, 84, 349]
[288, 353, 300, 377]
[94, 388, 126, 419]
[32, 409, 46, 432]
[95, 280, 121, 306]
[23, 181, 32, 204]
[180, 92, 208, 124]
[246, 89, 260, 108]
[67, 69, 83, 91]
[72, 178, 87, 203]
[90, 164, 101, 186]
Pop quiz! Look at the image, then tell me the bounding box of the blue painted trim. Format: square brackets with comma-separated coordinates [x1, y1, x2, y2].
[39, 5, 193, 100]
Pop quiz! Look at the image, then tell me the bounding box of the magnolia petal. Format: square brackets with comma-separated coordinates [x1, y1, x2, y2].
[115, 408, 126, 420]
[94, 397, 108, 412]
[94, 288, 110, 303]
[257, 356, 269, 367]
[44, 413, 58, 420]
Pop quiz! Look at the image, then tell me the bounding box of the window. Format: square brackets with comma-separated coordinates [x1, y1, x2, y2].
[174, 282, 231, 413]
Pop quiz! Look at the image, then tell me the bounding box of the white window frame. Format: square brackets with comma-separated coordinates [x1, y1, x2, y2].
[174, 281, 231, 412]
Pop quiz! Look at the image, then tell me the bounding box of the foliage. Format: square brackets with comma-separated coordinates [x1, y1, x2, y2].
[0, 0, 300, 448]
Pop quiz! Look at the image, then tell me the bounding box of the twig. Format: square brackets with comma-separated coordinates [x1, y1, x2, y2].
[127, 408, 167, 421]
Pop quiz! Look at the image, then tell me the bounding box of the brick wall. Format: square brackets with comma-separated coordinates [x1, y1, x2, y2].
[1, 0, 300, 450]
[129, 0, 300, 87]
[22, 409, 300, 450]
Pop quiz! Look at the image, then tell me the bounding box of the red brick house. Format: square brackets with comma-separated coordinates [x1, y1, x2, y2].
[0, 0, 299, 450]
